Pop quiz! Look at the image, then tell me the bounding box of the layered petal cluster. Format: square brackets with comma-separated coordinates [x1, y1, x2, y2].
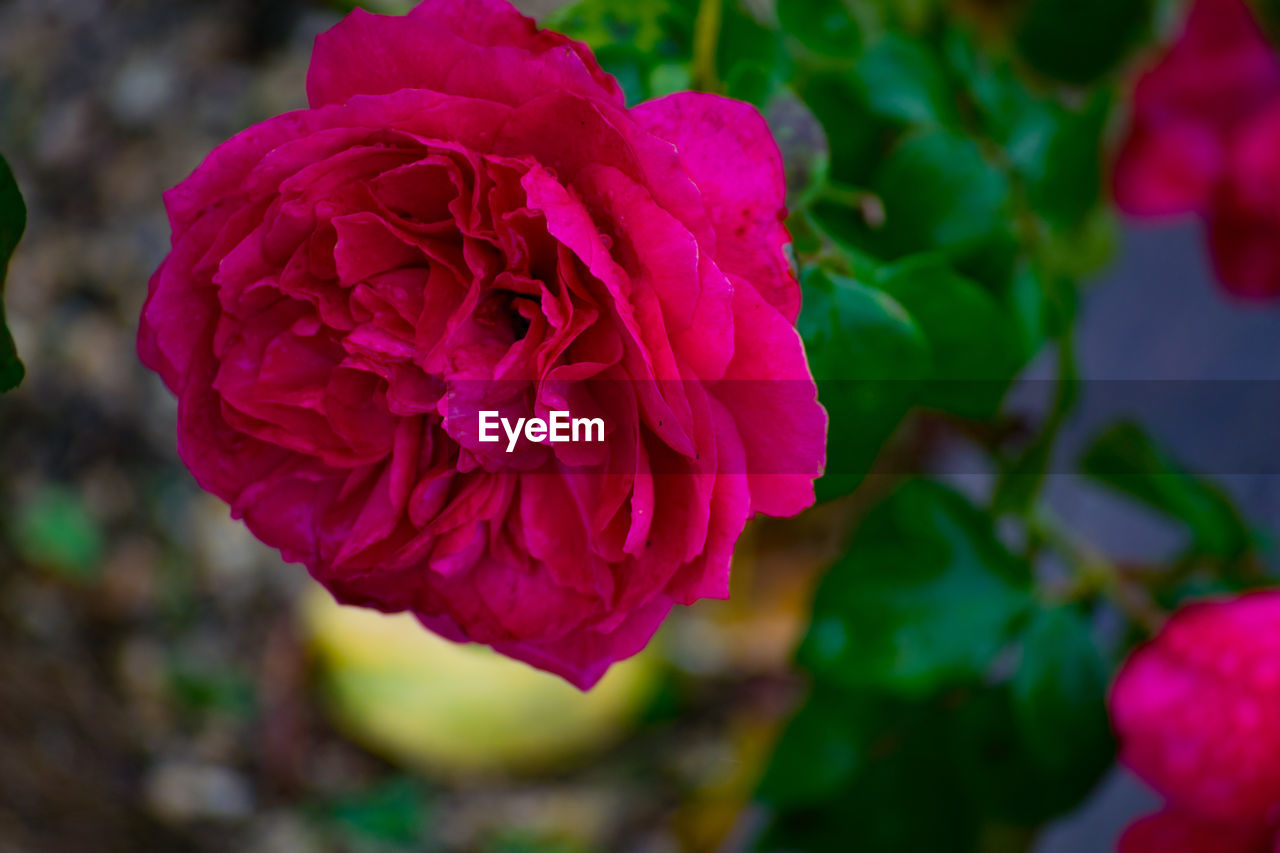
[1112, 592, 1280, 850]
[1113, 0, 1280, 298]
[138, 0, 826, 688]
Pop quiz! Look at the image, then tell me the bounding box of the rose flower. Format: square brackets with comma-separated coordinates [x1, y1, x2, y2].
[1113, 0, 1280, 298]
[1112, 592, 1280, 850]
[1113, 0, 1280, 218]
[138, 0, 826, 688]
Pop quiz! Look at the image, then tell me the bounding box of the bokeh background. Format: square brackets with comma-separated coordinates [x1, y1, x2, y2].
[3, 0, 1279, 851]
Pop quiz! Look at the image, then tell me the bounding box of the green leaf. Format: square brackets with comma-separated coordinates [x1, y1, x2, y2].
[800, 268, 931, 382]
[945, 29, 1113, 232]
[1157, 575, 1247, 610]
[1039, 206, 1120, 281]
[545, 0, 695, 104]
[0, 153, 27, 392]
[1080, 421, 1255, 559]
[591, 44, 655, 104]
[874, 257, 1023, 420]
[795, 72, 880, 188]
[992, 324, 1077, 512]
[648, 61, 692, 97]
[168, 659, 257, 718]
[1008, 261, 1054, 360]
[949, 682, 1111, 826]
[717, 1, 787, 87]
[726, 62, 778, 106]
[1019, 93, 1112, 230]
[778, 0, 861, 58]
[756, 687, 863, 808]
[756, 692, 979, 853]
[950, 607, 1115, 825]
[546, 0, 693, 56]
[322, 777, 430, 849]
[10, 485, 103, 580]
[797, 480, 1033, 694]
[870, 129, 1011, 259]
[854, 33, 956, 127]
[946, 32, 1050, 157]
[1016, 0, 1153, 85]
[799, 268, 929, 500]
[1011, 606, 1114, 775]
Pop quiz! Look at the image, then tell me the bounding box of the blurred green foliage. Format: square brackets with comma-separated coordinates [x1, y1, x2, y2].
[10, 484, 103, 580]
[797, 481, 1033, 694]
[168, 657, 258, 719]
[1015, 0, 1153, 85]
[314, 777, 434, 851]
[550, 0, 1276, 849]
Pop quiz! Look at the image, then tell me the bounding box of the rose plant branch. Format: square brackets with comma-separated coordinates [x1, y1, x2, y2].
[692, 0, 725, 93]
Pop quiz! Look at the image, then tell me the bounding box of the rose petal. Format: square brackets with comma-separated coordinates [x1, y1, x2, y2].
[633, 92, 799, 322]
[714, 280, 826, 517]
[1113, 119, 1223, 216]
[1118, 808, 1274, 853]
[307, 6, 620, 111]
[1111, 591, 1280, 822]
[486, 594, 674, 690]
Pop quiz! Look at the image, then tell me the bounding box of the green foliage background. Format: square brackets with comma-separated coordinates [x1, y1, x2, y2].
[542, 0, 1274, 849]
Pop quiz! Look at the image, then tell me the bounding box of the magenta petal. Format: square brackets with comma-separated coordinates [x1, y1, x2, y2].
[1112, 119, 1223, 216]
[714, 280, 826, 517]
[307, 6, 619, 111]
[1111, 592, 1280, 822]
[633, 92, 799, 322]
[1118, 809, 1274, 853]
[1205, 104, 1280, 299]
[407, 0, 623, 103]
[488, 594, 674, 690]
[664, 398, 751, 605]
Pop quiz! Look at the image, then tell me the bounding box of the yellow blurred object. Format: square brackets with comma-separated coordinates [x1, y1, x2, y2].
[300, 586, 661, 776]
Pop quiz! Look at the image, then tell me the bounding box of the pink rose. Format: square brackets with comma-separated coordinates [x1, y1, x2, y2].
[138, 0, 826, 688]
[1113, 0, 1280, 298]
[1119, 808, 1276, 853]
[1113, 0, 1280, 217]
[1110, 592, 1280, 832]
[1207, 102, 1280, 298]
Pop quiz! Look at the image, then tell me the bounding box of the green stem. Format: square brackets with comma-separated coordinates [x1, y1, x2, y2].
[993, 328, 1078, 516]
[813, 184, 887, 228]
[692, 0, 724, 93]
[1030, 508, 1168, 634]
[979, 822, 1038, 853]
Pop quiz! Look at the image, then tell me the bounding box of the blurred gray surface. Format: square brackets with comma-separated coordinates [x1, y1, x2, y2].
[1032, 221, 1280, 851]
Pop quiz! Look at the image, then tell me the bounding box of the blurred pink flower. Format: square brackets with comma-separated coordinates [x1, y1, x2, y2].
[1111, 592, 1280, 844]
[1207, 102, 1280, 298]
[1114, 0, 1280, 216]
[1119, 807, 1275, 853]
[137, 0, 825, 688]
[1113, 0, 1280, 297]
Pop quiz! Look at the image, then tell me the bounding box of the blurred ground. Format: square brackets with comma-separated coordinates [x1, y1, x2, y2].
[5, 1, 1280, 852]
